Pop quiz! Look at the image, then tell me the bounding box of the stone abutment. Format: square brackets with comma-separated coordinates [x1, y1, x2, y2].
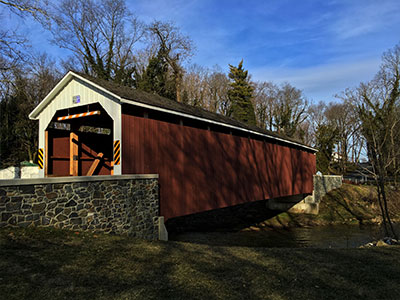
[0, 175, 165, 240]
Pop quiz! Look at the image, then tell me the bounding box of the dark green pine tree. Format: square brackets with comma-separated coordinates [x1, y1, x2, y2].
[315, 124, 339, 174]
[135, 48, 176, 100]
[227, 60, 257, 126]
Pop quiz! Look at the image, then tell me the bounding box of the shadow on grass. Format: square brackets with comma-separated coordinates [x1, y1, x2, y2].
[165, 199, 283, 233]
[166, 242, 400, 300]
[1, 227, 400, 300]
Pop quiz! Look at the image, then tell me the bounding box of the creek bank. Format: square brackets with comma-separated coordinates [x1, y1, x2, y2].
[361, 237, 400, 248]
[166, 184, 400, 235]
[242, 183, 400, 232]
[169, 183, 400, 248]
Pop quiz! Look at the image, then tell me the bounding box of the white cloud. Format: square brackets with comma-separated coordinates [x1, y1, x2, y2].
[330, 0, 400, 39]
[251, 57, 381, 102]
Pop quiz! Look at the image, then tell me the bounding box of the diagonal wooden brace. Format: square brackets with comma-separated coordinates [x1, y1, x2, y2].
[86, 152, 104, 176]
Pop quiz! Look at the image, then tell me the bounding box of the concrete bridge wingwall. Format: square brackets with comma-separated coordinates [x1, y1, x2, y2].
[268, 175, 343, 214]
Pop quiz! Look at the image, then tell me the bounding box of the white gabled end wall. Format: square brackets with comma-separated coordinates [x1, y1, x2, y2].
[35, 76, 122, 177]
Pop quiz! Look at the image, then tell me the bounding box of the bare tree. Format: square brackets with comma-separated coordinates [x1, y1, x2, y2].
[307, 101, 327, 144]
[344, 43, 400, 238]
[46, 0, 144, 84]
[0, 29, 27, 96]
[148, 21, 194, 102]
[181, 64, 230, 114]
[0, 53, 60, 166]
[254, 81, 308, 139]
[205, 68, 230, 115]
[0, 0, 49, 94]
[0, 0, 48, 20]
[274, 83, 308, 138]
[324, 102, 361, 172]
[253, 81, 278, 130]
[298, 119, 314, 146]
[181, 64, 207, 107]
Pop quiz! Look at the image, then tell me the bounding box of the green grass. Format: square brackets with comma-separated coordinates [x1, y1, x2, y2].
[1, 227, 400, 300]
[317, 184, 379, 224]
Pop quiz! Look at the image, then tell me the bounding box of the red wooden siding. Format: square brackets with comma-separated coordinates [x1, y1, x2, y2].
[49, 131, 70, 176]
[48, 129, 112, 176]
[122, 111, 316, 220]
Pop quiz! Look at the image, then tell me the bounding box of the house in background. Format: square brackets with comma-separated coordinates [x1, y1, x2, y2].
[29, 71, 317, 221]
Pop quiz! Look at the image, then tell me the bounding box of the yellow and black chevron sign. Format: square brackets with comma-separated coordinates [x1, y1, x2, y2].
[38, 148, 44, 169]
[113, 140, 120, 165]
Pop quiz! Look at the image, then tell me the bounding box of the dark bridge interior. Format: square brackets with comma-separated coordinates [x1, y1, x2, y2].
[46, 103, 113, 176]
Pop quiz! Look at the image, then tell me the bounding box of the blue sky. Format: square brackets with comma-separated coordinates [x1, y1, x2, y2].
[3, 0, 400, 103]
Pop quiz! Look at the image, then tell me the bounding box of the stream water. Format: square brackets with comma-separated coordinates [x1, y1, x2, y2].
[169, 224, 400, 248]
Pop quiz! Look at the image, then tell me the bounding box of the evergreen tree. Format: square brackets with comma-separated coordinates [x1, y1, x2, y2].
[315, 124, 339, 174]
[135, 48, 176, 100]
[0, 59, 59, 167]
[227, 60, 256, 126]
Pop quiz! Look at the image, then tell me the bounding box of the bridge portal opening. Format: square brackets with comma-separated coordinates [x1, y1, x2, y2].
[45, 103, 114, 177]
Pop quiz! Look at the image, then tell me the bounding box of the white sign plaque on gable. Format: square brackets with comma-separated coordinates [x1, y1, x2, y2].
[73, 95, 81, 104]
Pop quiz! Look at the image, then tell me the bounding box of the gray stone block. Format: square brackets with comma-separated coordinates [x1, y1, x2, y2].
[19, 185, 35, 194]
[0, 197, 8, 205]
[65, 200, 77, 207]
[57, 197, 68, 203]
[41, 217, 51, 225]
[6, 202, 21, 212]
[56, 214, 68, 222]
[45, 184, 53, 193]
[1, 212, 12, 222]
[32, 203, 46, 213]
[8, 216, 17, 225]
[21, 203, 32, 210]
[18, 221, 32, 228]
[46, 192, 58, 200]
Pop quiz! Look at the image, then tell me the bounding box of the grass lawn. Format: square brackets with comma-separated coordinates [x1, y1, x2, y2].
[1, 227, 400, 299]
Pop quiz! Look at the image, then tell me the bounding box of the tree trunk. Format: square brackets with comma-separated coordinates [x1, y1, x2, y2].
[176, 74, 182, 103]
[380, 179, 398, 239]
[376, 179, 389, 236]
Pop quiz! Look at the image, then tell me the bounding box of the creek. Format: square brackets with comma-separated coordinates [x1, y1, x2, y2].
[169, 224, 400, 248]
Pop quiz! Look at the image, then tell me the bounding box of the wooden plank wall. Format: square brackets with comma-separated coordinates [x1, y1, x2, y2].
[49, 131, 70, 176]
[122, 111, 316, 220]
[48, 129, 112, 176]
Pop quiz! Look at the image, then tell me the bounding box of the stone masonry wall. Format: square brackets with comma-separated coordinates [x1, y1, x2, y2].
[0, 175, 159, 240]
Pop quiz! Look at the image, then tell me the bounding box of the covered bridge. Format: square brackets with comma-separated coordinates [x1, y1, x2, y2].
[29, 71, 316, 221]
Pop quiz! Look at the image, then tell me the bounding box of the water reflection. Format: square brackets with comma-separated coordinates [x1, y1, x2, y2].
[170, 224, 400, 248]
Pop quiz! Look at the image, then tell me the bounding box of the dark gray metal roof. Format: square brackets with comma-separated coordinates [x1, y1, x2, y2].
[75, 72, 316, 152]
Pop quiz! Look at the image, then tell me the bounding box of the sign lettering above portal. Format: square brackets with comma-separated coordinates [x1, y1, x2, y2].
[73, 95, 80, 104]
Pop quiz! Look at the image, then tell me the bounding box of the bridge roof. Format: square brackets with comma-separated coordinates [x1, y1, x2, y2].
[30, 71, 317, 153]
